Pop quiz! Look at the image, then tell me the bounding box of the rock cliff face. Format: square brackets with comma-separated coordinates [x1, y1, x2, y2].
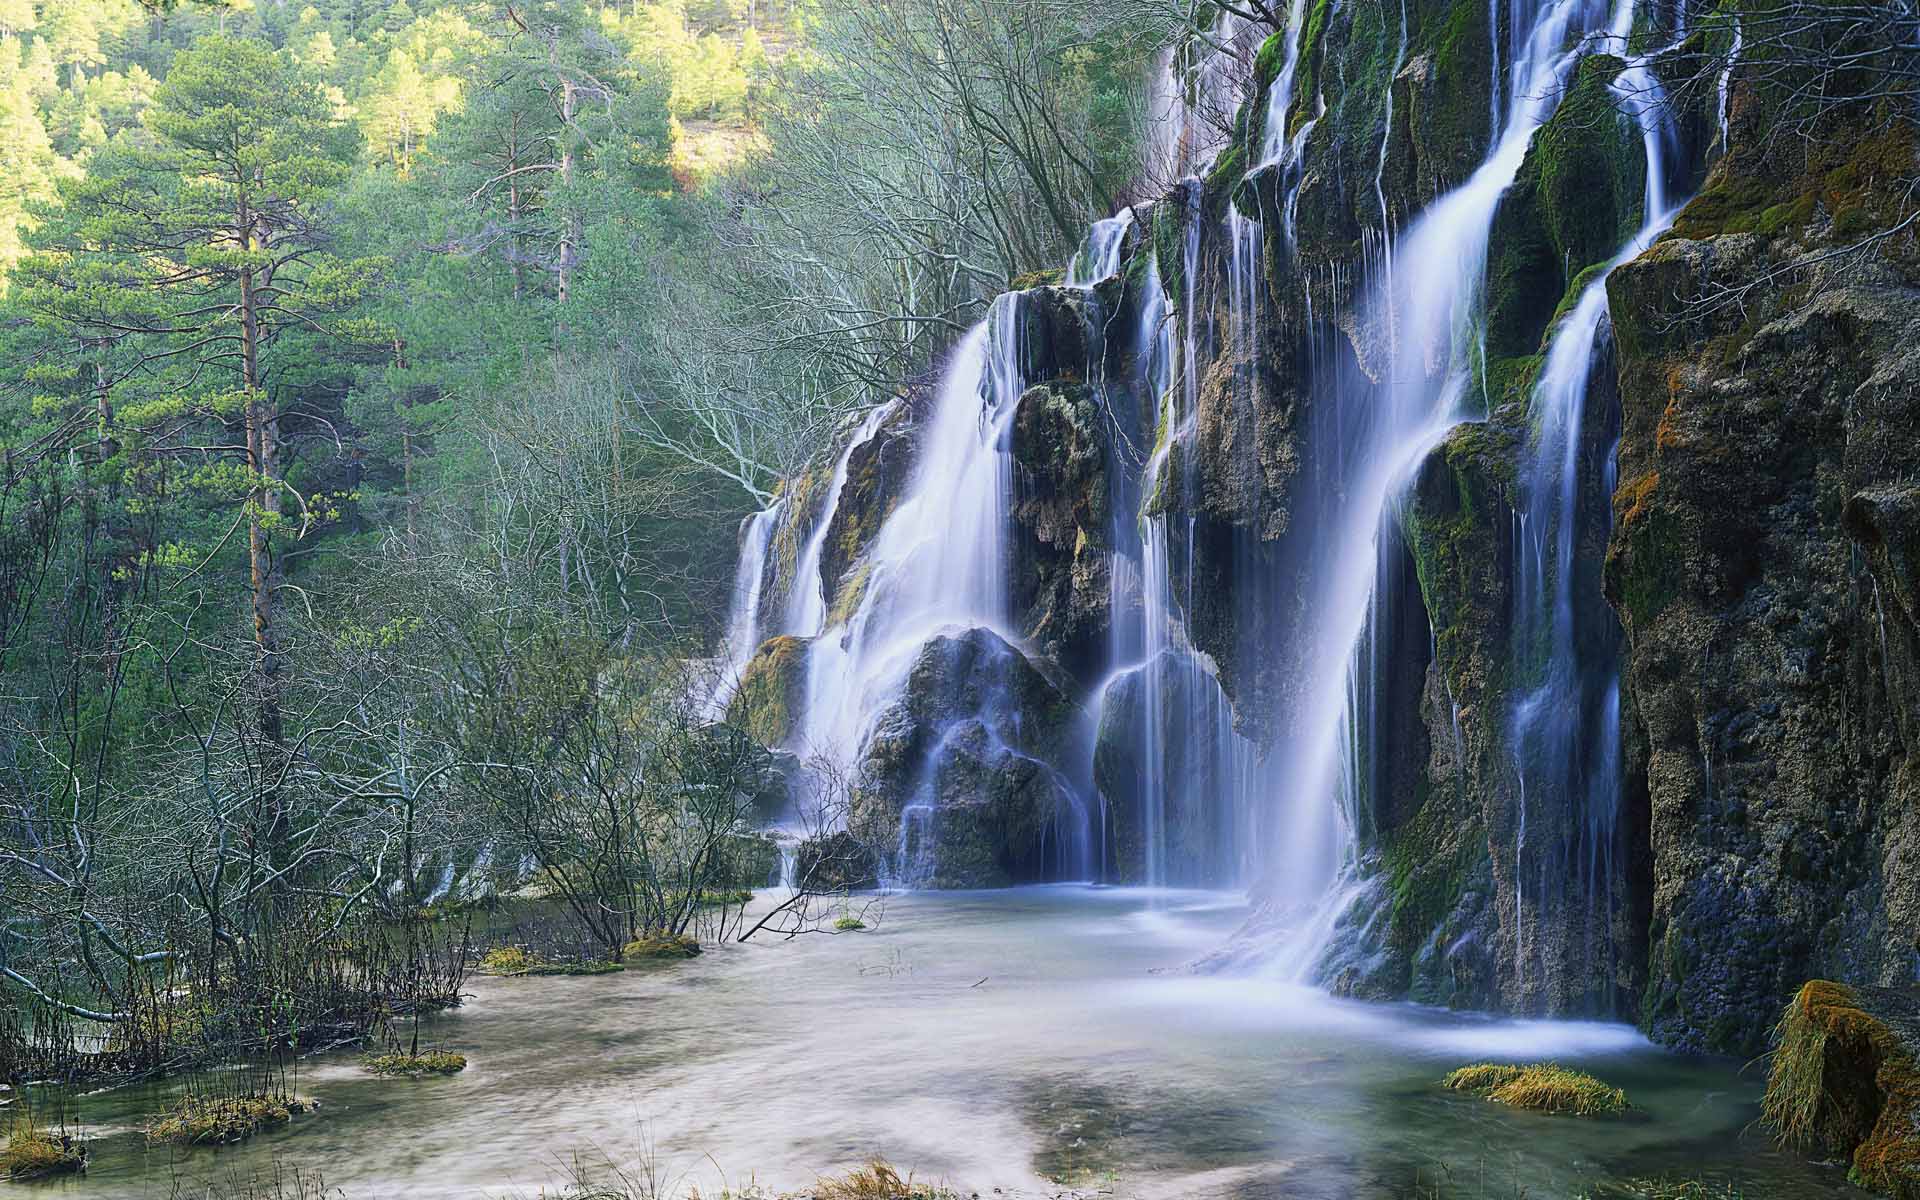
[1605, 114, 1920, 1052]
[714, 0, 1919, 1055]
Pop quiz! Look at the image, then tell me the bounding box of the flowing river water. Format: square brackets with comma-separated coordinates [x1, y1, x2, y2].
[25, 889, 1857, 1199]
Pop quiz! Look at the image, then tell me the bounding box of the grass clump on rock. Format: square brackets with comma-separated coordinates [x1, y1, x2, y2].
[2, 1123, 86, 1180]
[362, 1049, 468, 1076]
[478, 945, 622, 977]
[1762, 980, 1920, 1199]
[145, 1095, 317, 1146]
[813, 1158, 958, 1199]
[622, 933, 701, 961]
[1442, 1062, 1630, 1115]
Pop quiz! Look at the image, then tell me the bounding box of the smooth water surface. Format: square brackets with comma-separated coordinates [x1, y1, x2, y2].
[35, 889, 1853, 1199]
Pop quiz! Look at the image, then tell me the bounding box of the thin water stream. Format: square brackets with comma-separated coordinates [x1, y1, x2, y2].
[36, 889, 1855, 1200]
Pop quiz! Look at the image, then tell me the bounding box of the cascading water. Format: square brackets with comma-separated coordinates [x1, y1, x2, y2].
[707, 502, 783, 716]
[1069, 211, 1134, 286]
[1255, 0, 1620, 979]
[1504, 0, 1689, 1008]
[784, 403, 901, 637]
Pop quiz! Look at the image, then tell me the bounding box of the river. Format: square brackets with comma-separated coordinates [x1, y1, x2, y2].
[23, 888, 1852, 1199]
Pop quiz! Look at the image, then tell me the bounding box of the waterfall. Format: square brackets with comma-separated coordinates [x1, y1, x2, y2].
[1256, 0, 1312, 166]
[708, 501, 783, 716]
[1504, 0, 1689, 1006]
[1069, 211, 1134, 285]
[1254, 0, 1613, 975]
[785, 402, 901, 637]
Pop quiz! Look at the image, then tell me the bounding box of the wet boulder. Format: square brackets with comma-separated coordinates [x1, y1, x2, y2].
[851, 626, 1090, 888]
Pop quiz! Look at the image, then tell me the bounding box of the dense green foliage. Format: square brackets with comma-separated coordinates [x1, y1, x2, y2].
[0, 0, 1175, 1060]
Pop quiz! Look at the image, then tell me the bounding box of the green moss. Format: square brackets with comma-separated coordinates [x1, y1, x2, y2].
[1254, 30, 1291, 87]
[1379, 800, 1483, 966]
[1289, 0, 1335, 138]
[833, 915, 866, 931]
[1669, 123, 1917, 244]
[478, 946, 623, 977]
[146, 1095, 318, 1146]
[728, 633, 810, 746]
[1011, 267, 1064, 291]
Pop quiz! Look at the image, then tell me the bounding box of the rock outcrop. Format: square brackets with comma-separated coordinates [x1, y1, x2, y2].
[852, 627, 1090, 888]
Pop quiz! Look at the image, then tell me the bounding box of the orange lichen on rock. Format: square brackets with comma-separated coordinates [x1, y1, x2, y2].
[1763, 980, 1920, 1199]
[1618, 471, 1661, 528]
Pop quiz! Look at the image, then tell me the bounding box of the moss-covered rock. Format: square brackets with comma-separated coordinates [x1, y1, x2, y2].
[1011, 383, 1113, 683]
[1764, 981, 1920, 1198]
[820, 400, 917, 615]
[1606, 116, 1920, 1052]
[1485, 53, 1645, 364]
[727, 634, 812, 747]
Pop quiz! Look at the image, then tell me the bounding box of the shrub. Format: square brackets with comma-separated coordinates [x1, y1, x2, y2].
[479, 945, 532, 974]
[1442, 1062, 1630, 1115]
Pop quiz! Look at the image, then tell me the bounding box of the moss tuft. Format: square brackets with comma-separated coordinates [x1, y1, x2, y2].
[1443, 1062, 1631, 1115]
[1, 1125, 86, 1179]
[834, 915, 867, 931]
[813, 1158, 958, 1199]
[478, 945, 623, 976]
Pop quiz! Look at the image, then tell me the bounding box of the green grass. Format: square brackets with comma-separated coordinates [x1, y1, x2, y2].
[1442, 1062, 1630, 1115]
[834, 916, 867, 931]
[362, 1049, 468, 1076]
[145, 1095, 318, 1146]
[622, 933, 701, 961]
[1, 1124, 86, 1179]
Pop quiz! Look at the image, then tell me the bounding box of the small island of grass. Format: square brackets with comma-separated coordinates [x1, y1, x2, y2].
[478, 945, 623, 977]
[145, 1095, 319, 1146]
[2, 1124, 86, 1180]
[363, 1049, 469, 1076]
[622, 933, 701, 961]
[1441, 1062, 1630, 1116]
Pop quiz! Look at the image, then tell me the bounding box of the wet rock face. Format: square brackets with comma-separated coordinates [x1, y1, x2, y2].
[851, 627, 1088, 888]
[1011, 384, 1112, 684]
[821, 401, 917, 621]
[1092, 648, 1247, 884]
[1604, 134, 1920, 1052]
